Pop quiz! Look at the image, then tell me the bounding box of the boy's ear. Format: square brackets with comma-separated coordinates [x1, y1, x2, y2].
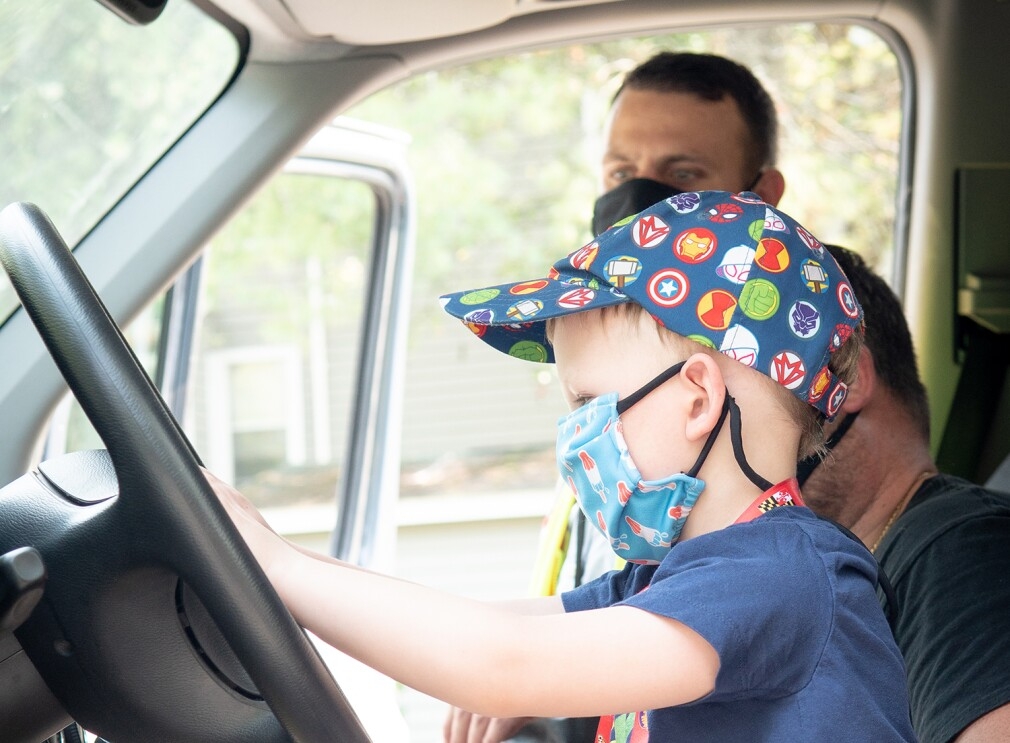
[679, 352, 727, 443]
[840, 346, 876, 413]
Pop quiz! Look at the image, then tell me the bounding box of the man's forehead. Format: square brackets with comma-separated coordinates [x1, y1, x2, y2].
[609, 87, 742, 121]
[604, 89, 750, 155]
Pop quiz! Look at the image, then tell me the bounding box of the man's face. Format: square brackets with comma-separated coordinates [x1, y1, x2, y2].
[601, 88, 757, 196]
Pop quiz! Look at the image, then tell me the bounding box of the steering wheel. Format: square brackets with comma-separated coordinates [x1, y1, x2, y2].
[0, 202, 371, 742]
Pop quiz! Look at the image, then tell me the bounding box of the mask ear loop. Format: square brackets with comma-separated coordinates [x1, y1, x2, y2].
[614, 362, 772, 488]
[795, 410, 860, 485]
[683, 394, 731, 478]
[727, 395, 775, 492]
[795, 409, 860, 484]
[615, 361, 686, 415]
[615, 361, 733, 480]
[824, 409, 860, 449]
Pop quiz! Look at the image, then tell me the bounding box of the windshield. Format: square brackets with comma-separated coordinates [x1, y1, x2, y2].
[0, 0, 239, 321]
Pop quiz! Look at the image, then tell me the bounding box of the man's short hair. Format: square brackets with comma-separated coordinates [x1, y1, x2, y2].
[826, 245, 931, 440]
[615, 52, 778, 177]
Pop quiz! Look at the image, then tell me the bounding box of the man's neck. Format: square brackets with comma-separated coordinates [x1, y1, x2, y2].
[801, 389, 936, 549]
[854, 459, 937, 551]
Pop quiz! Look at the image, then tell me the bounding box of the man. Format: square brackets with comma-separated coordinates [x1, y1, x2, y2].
[445, 51, 787, 743]
[803, 246, 1010, 743]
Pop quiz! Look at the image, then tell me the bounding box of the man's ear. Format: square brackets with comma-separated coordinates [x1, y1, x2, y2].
[679, 353, 727, 443]
[840, 346, 876, 413]
[751, 168, 785, 207]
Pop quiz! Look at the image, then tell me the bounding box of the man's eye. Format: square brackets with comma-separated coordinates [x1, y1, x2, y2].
[609, 167, 633, 183]
[670, 169, 699, 183]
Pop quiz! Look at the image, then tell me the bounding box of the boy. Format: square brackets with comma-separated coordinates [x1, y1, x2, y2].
[210, 191, 916, 741]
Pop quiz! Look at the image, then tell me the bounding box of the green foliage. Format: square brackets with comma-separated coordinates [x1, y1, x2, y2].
[0, 0, 237, 245]
[347, 23, 901, 335]
[200, 173, 375, 347]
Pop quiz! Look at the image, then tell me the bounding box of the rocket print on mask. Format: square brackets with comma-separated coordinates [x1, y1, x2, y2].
[578, 450, 608, 503]
[597, 510, 630, 553]
[625, 515, 672, 550]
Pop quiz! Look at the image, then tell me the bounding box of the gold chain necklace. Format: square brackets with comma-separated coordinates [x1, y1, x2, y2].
[871, 471, 934, 553]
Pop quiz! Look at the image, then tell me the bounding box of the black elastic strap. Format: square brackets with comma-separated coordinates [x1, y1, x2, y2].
[824, 409, 860, 450]
[727, 395, 775, 492]
[614, 361, 774, 490]
[684, 395, 730, 478]
[616, 361, 685, 414]
[796, 410, 861, 485]
[574, 512, 586, 588]
[743, 171, 764, 192]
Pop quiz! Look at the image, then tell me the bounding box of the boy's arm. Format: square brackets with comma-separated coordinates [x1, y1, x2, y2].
[209, 474, 718, 719]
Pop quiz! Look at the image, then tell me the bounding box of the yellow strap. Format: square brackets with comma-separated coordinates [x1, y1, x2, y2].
[528, 482, 626, 596]
[528, 486, 577, 597]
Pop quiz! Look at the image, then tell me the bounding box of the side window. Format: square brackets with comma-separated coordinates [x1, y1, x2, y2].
[187, 170, 376, 545]
[202, 347, 306, 484]
[43, 298, 165, 457]
[42, 128, 405, 569]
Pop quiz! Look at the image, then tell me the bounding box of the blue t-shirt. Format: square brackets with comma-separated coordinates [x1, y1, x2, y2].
[562, 507, 917, 742]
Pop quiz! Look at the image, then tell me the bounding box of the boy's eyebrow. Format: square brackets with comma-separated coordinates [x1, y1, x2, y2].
[555, 372, 587, 404]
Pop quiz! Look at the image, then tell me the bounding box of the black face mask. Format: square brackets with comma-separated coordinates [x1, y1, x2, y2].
[591, 173, 765, 238]
[591, 178, 682, 237]
[796, 411, 860, 486]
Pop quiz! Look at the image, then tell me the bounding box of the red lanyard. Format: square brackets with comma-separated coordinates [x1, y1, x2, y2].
[733, 478, 804, 524]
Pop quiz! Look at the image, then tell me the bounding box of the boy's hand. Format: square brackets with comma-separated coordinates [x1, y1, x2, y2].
[202, 468, 287, 577]
[443, 708, 533, 743]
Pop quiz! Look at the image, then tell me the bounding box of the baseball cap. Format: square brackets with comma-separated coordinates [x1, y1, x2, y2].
[440, 190, 863, 419]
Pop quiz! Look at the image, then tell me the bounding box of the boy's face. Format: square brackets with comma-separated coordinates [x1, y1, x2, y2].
[552, 309, 694, 481]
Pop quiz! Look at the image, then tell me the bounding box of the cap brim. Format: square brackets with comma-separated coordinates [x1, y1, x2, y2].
[440, 275, 629, 363]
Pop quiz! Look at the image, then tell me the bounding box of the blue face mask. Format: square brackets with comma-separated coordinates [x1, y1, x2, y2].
[557, 362, 777, 564]
[556, 362, 729, 564]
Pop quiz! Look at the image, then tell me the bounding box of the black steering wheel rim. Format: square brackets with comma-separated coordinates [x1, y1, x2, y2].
[0, 202, 370, 742]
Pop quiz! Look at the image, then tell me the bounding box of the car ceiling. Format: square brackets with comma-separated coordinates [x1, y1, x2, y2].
[274, 0, 548, 45]
[207, 0, 890, 62]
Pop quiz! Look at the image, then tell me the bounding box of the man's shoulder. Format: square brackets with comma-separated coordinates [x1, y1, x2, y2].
[904, 473, 1010, 519]
[878, 473, 1010, 575]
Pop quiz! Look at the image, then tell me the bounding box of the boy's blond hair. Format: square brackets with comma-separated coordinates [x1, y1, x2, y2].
[549, 303, 863, 458]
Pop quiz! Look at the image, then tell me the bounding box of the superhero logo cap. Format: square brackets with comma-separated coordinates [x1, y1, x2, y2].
[440, 190, 863, 419]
